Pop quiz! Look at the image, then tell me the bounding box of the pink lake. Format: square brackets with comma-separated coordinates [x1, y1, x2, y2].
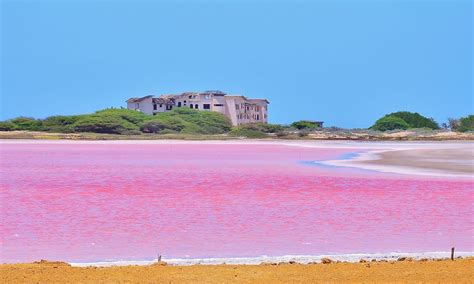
[0, 141, 473, 264]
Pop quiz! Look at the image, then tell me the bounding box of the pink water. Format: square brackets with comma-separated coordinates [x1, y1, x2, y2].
[0, 142, 473, 263]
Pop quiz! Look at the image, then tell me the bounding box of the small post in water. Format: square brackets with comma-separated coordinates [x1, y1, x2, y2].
[451, 247, 455, 260]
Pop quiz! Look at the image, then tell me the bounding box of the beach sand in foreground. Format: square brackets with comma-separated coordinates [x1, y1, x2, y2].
[1, 258, 473, 283]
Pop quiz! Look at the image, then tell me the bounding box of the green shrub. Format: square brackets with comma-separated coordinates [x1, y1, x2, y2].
[73, 116, 140, 134]
[229, 127, 268, 138]
[371, 116, 410, 131]
[42, 115, 81, 133]
[140, 121, 167, 133]
[458, 115, 474, 132]
[0, 121, 16, 131]
[9, 117, 44, 131]
[291, 120, 321, 130]
[232, 123, 283, 133]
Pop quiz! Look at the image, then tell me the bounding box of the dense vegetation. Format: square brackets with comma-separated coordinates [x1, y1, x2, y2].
[1, 108, 471, 137]
[371, 111, 439, 131]
[0, 108, 232, 135]
[457, 115, 474, 132]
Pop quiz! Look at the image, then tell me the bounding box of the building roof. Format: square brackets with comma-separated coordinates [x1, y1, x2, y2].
[202, 90, 227, 96]
[153, 95, 176, 105]
[127, 91, 269, 104]
[126, 95, 153, 103]
[248, 98, 270, 104]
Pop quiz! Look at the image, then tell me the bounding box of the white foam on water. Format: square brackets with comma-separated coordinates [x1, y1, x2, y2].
[69, 251, 474, 267]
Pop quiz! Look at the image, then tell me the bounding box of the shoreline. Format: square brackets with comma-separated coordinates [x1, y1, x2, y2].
[1, 130, 474, 141]
[68, 251, 474, 267]
[2, 257, 473, 283]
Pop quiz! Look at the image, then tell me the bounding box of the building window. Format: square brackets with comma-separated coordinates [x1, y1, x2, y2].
[256, 114, 260, 120]
[190, 104, 193, 109]
[203, 104, 211, 109]
[214, 104, 224, 107]
[159, 104, 163, 108]
[195, 104, 199, 109]
[178, 102, 182, 107]
[235, 104, 239, 110]
[204, 95, 210, 100]
[166, 105, 172, 110]
[153, 104, 157, 110]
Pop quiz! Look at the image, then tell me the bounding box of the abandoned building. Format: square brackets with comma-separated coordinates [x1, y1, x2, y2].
[126, 90, 269, 126]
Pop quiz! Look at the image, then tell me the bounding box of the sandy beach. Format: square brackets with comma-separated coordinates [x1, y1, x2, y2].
[361, 148, 474, 175]
[1, 258, 473, 283]
[318, 141, 474, 177]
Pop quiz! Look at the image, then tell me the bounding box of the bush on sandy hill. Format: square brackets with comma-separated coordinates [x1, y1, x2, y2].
[291, 120, 321, 130]
[458, 115, 474, 132]
[371, 116, 409, 131]
[371, 111, 439, 131]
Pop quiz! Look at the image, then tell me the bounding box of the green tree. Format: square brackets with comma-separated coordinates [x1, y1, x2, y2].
[384, 111, 439, 129]
[0, 121, 16, 131]
[9, 117, 43, 131]
[457, 115, 474, 132]
[371, 116, 410, 131]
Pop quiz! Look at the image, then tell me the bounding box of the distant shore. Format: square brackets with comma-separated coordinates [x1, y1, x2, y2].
[0, 129, 473, 141]
[2, 258, 473, 283]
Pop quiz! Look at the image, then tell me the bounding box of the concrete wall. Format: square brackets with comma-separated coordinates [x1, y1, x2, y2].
[127, 97, 154, 115]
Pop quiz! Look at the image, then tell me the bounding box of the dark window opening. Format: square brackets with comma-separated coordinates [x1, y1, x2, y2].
[166, 105, 172, 110]
[214, 104, 224, 107]
[153, 104, 157, 110]
[159, 104, 163, 108]
[190, 104, 193, 109]
[178, 102, 182, 107]
[195, 104, 199, 109]
[203, 104, 211, 110]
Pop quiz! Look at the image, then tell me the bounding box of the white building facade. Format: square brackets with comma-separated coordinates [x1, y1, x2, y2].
[127, 91, 269, 126]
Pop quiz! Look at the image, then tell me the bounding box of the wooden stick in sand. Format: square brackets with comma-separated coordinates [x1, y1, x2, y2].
[451, 247, 455, 261]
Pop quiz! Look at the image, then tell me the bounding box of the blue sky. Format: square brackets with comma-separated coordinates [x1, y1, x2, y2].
[1, 0, 472, 127]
